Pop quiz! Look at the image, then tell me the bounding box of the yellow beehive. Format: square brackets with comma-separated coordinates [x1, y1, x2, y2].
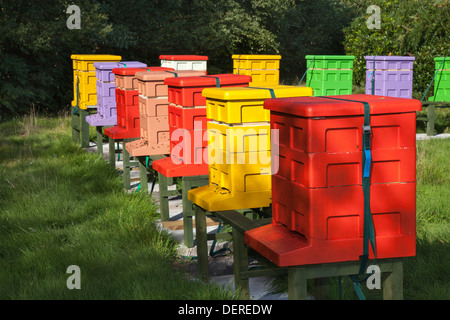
[188, 85, 314, 211]
[71, 54, 121, 109]
[232, 54, 281, 86]
[233, 69, 279, 86]
[207, 121, 270, 153]
[232, 54, 281, 70]
[205, 85, 314, 124]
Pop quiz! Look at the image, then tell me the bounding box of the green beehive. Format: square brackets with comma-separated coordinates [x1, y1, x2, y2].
[429, 57, 450, 102]
[305, 55, 355, 96]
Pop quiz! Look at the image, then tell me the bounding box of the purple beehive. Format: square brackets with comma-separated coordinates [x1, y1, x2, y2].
[86, 61, 147, 126]
[365, 56, 415, 99]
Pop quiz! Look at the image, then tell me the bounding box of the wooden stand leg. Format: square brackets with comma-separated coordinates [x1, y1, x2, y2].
[383, 258, 403, 300]
[138, 156, 148, 194]
[288, 267, 308, 300]
[195, 205, 209, 282]
[181, 175, 209, 248]
[80, 109, 90, 148]
[158, 172, 170, 221]
[426, 104, 436, 136]
[108, 137, 116, 167]
[181, 178, 194, 248]
[96, 126, 104, 157]
[233, 228, 250, 299]
[71, 110, 80, 145]
[122, 139, 131, 189]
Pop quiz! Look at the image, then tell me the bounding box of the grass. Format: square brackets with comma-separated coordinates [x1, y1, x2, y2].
[0, 112, 235, 299]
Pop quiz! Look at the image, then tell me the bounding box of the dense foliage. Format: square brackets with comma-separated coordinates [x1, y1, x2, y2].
[342, 0, 449, 99]
[0, 0, 448, 117]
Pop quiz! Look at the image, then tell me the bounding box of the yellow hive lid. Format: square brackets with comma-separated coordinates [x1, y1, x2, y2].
[232, 54, 281, 60]
[70, 54, 122, 61]
[203, 85, 313, 100]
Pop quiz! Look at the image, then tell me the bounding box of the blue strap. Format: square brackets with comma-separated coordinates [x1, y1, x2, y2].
[421, 57, 446, 102]
[201, 76, 221, 88]
[371, 56, 375, 95]
[119, 62, 128, 68]
[248, 87, 276, 98]
[319, 96, 377, 299]
[165, 71, 178, 77]
[299, 55, 316, 86]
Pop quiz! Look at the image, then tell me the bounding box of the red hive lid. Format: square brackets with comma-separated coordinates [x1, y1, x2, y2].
[135, 70, 207, 81]
[263, 94, 422, 117]
[164, 73, 252, 87]
[159, 55, 209, 61]
[112, 66, 174, 75]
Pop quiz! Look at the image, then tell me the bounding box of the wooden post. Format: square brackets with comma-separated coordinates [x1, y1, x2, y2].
[138, 156, 148, 194]
[383, 259, 403, 300]
[194, 205, 209, 282]
[426, 103, 436, 136]
[288, 267, 308, 300]
[71, 109, 80, 145]
[233, 227, 250, 299]
[96, 126, 104, 157]
[80, 109, 90, 148]
[122, 139, 131, 189]
[181, 175, 209, 248]
[108, 137, 116, 167]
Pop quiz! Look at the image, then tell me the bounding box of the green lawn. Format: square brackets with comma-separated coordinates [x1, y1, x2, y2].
[0, 114, 235, 299]
[0, 112, 448, 300]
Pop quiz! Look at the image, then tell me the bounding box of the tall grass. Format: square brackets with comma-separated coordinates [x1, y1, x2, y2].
[0, 113, 235, 299]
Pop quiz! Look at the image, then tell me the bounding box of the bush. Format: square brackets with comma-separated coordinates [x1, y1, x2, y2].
[342, 0, 449, 100]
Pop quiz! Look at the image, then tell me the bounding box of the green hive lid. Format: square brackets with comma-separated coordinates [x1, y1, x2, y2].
[434, 57, 449, 69]
[305, 55, 355, 60]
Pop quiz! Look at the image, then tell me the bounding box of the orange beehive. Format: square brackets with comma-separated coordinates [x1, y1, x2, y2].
[125, 70, 207, 157]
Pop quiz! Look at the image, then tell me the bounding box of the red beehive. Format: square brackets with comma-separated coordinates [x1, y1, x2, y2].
[244, 94, 422, 267]
[152, 74, 252, 177]
[166, 74, 252, 107]
[125, 70, 207, 156]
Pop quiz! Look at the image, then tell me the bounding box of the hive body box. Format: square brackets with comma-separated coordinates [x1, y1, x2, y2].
[187, 85, 314, 212]
[429, 57, 450, 102]
[152, 74, 252, 177]
[365, 56, 415, 98]
[160, 55, 208, 71]
[305, 55, 355, 96]
[71, 54, 122, 110]
[125, 70, 208, 157]
[104, 67, 175, 140]
[232, 54, 281, 86]
[244, 94, 422, 267]
[86, 61, 148, 127]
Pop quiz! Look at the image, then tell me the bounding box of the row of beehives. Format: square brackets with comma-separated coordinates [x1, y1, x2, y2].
[69, 53, 447, 267]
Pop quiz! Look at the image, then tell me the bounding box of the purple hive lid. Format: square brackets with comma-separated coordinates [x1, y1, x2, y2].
[93, 61, 147, 70]
[364, 56, 415, 61]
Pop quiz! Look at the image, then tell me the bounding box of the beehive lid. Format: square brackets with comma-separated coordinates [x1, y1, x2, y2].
[202, 85, 313, 100]
[94, 61, 147, 70]
[232, 54, 281, 60]
[159, 55, 209, 61]
[305, 55, 355, 60]
[164, 74, 251, 87]
[112, 67, 174, 75]
[434, 57, 449, 69]
[364, 56, 415, 61]
[70, 54, 122, 61]
[263, 94, 422, 117]
[135, 70, 207, 81]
